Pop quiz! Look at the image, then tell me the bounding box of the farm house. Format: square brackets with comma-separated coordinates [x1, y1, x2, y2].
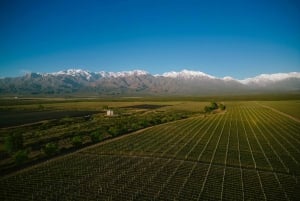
[106, 110, 114, 116]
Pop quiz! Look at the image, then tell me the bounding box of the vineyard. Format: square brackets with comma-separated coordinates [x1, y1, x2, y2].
[0, 101, 299, 200]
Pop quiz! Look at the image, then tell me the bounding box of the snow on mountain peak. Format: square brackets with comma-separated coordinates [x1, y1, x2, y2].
[222, 76, 235, 81]
[50, 69, 92, 79]
[43, 69, 300, 86]
[239, 72, 300, 85]
[162, 69, 215, 79]
[98, 70, 149, 78]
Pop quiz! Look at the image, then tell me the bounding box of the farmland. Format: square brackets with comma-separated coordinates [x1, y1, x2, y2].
[0, 99, 205, 174]
[0, 100, 300, 200]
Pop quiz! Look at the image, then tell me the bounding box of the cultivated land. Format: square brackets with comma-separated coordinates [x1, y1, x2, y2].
[0, 99, 300, 200]
[0, 98, 204, 175]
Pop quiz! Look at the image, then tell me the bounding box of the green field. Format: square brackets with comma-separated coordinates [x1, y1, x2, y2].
[0, 101, 299, 200]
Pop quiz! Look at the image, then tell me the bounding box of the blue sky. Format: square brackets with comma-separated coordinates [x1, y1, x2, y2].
[0, 0, 300, 79]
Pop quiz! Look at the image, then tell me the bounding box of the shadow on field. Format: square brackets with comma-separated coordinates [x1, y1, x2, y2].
[0, 110, 100, 128]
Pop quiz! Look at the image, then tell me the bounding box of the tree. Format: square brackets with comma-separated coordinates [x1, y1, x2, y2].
[90, 131, 103, 142]
[43, 142, 59, 156]
[71, 136, 83, 147]
[204, 102, 220, 113]
[4, 133, 24, 153]
[13, 150, 28, 165]
[130, 123, 142, 131]
[210, 102, 218, 110]
[108, 126, 120, 137]
[219, 103, 226, 110]
[204, 106, 212, 113]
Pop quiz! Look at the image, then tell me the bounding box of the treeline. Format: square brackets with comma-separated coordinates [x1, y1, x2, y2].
[106, 111, 189, 137]
[1, 110, 190, 172]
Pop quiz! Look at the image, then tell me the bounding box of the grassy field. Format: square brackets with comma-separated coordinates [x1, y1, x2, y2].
[0, 100, 299, 200]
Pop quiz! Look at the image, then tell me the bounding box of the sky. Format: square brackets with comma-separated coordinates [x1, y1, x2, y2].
[0, 0, 300, 79]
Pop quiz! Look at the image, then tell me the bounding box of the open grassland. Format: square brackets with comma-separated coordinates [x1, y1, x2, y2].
[0, 101, 299, 200]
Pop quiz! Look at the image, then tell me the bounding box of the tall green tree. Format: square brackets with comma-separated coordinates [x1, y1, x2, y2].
[4, 133, 24, 153]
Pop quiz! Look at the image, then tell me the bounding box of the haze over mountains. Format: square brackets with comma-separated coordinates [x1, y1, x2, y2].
[0, 69, 299, 96]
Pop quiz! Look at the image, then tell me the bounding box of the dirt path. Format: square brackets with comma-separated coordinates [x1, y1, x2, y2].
[255, 102, 300, 123]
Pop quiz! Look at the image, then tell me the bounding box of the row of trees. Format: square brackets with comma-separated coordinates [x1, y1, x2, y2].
[4, 132, 86, 166]
[3, 110, 189, 167]
[4, 133, 28, 165]
[106, 112, 189, 137]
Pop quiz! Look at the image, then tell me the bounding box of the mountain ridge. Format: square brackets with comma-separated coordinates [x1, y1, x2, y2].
[1, 69, 299, 96]
[8, 68, 300, 83]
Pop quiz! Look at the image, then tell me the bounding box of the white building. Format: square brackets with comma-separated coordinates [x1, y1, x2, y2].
[106, 110, 114, 116]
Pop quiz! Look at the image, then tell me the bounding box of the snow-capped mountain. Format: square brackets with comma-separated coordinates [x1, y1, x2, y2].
[222, 76, 235, 81]
[98, 70, 149, 78]
[49, 69, 94, 80]
[0, 69, 299, 96]
[161, 69, 215, 79]
[239, 72, 300, 85]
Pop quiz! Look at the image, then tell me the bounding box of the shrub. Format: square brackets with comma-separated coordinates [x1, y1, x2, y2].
[138, 119, 150, 127]
[204, 102, 223, 113]
[210, 102, 218, 110]
[71, 136, 83, 147]
[90, 131, 103, 142]
[219, 103, 226, 110]
[14, 150, 28, 165]
[43, 142, 59, 156]
[204, 106, 212, 113]
[108, 126, 121, 137]
[130, 123, 142, 131]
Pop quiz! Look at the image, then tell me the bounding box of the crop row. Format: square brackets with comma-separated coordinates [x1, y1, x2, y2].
[1, 102, 299, 200]
[87, 103, 300, 175]
[1, 152, 298, 200]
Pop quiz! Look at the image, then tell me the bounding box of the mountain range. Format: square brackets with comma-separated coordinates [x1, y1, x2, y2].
[1, 69, 300, 96]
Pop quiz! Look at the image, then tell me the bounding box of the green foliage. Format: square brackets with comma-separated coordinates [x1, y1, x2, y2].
[130, 123, 142, 131]
[204, 106, 212, 113]
[43, 142, 59, 156]
[204, 102, 225, 113]
[108, 126, 122, 137]
[90, 131, 104, 142]
[13, 150, 28, 165]
[219, 103, 226, 110]
[4, 133, 24, 153]
[210, 102, 219, 110]
[71, 136, 83, 147]
[138, 119, 150, 127]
